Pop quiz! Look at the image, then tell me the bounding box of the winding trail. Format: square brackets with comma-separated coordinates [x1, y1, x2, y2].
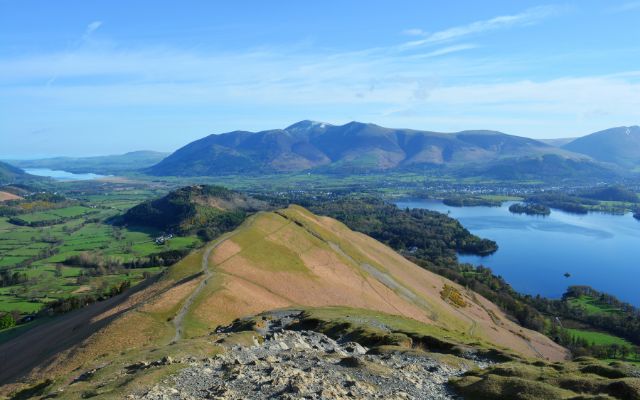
[172, 243, 216, 342]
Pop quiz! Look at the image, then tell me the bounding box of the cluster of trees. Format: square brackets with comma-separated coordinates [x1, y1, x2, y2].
[524, 192, 597, 214]
[119, 185, 256, 236]
[0, 313, 16, 329]
[123, 248, 192, 268]
[64, 252, 124, 276]
[508, 203, 551, 216]
[65, 247, 194, 277]
[301, 197, 498, 266]
[118, 185, 261, 243]
[579, 186, 639, 203]
[442, 196, 501, 207]
[42, 280, 131, 315]
[0, 192, 69, 217]
[0, 270, 28, 287]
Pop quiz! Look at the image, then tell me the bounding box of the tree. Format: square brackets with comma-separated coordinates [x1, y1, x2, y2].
[0, 313, 16, 329]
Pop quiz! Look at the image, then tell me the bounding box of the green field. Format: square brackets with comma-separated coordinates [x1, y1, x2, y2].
[9, 205, 97, 225]
[568, 295, 622, 315]
[567, 328, 632, 347]
[0, 187, 202, 319]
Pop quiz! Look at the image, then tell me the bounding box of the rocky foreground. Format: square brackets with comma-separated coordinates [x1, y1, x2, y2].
[133, 329, 466, 399]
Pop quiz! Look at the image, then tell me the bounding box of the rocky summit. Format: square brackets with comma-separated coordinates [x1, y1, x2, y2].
[133, 329, 465, 400]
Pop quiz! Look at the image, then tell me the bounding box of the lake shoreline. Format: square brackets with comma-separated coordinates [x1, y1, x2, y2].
[23, 168, 108, 181]
[396, 198, 640, 306]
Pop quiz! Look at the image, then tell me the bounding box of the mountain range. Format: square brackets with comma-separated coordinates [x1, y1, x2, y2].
[147, 121, 640, 179]
[147, 121, 588, 176]
[4, 123, 640, 181]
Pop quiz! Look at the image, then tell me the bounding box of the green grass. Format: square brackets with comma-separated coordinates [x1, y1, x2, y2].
[0, 295, 43, 313]
[10, 206, 96, 224]
[568, 295, 622, 315]
[567, 328, 633, 347]
[0, 189, 201, 321]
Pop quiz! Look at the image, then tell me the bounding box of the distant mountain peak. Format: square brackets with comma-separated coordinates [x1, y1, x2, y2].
[562, 125, 640, 167]
[284, 120, 331, 132]
[147, 121, 614, 178]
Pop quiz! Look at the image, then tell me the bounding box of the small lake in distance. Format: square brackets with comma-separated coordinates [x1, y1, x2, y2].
[24, 168, 106, 181]
[396, 199, 640, 306]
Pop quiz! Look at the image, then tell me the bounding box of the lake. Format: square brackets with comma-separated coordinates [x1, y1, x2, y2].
[24, 168, 106, 181]
[396, 199, 640, 306]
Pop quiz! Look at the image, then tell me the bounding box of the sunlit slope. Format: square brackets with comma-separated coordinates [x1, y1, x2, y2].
[182, 205, 566, 361]
[6, 206, 567, 391]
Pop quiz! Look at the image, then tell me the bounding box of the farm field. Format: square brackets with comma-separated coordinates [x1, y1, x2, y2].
[567, 328, 632, 347]
[9, 205, 96, 225]
[567, 328, 640, 365]
[568, 295, 623, 315]
[0, 186, 201, 323]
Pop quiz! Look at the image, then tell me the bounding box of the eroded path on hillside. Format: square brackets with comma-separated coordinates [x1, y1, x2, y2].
[172, 243, 216, 342]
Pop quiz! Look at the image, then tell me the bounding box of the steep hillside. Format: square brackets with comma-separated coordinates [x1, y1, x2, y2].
[146, 121, 585, 176]
[0, 206, 572, 398]
[7, 151, 168, 175]
[119, 185, 266, 236]
[173, 205, 565, 359]
[563, 126, 640, 168]
[0, 161, 39, 184]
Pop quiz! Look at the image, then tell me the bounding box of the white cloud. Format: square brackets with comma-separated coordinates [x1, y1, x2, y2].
[401, 5, 562, 49]
[410, 44, 478, 59]
[85, 21, 103, 37]
[1, 5, 637, 142]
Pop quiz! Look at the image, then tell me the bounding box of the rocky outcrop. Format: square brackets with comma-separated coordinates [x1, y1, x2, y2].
[133, 329, 466, 399]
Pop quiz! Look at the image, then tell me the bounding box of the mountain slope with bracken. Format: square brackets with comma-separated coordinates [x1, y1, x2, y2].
[0, 205, 568, 398]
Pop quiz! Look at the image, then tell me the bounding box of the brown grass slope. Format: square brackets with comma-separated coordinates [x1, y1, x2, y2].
[0, 206, 567, 396]
[181, 206, 566, 360]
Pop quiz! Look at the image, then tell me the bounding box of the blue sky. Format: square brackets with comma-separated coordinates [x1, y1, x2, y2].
[1, 0, 639, 157]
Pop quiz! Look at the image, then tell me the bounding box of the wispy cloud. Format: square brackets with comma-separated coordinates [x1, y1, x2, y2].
[1, 5, 637, 148]
[402, 28, 426, 36]
[46, 21, 104, 86]
[401, 5, 562, 49]
[84, 21, 103, 37]
[410, 44, 478, 59]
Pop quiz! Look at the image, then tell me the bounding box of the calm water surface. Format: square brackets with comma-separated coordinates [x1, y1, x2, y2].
[396, 199, 640, 306]
[24, 168, 106, 181]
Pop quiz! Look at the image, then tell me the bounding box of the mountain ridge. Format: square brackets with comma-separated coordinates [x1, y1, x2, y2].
[147, 120, 593, 177]
[563, 125, 640, 168]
